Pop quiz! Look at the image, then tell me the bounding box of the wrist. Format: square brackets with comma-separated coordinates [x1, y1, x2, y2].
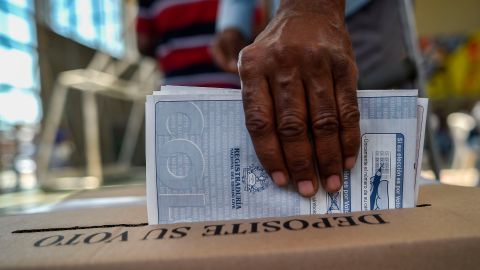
[220, 28, 247, 44]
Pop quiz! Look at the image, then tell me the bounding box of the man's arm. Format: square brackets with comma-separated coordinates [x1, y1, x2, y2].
[136, 0, 156, 57]
[238, 0, 360, 197]
[216, 0, 256, 39]
[211, 0, 255, 72]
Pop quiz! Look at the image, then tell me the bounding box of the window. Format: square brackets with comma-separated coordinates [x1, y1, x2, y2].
[0, 0, 125, 130]
[0, 0, 41, 129]
[49, 0, 124, 57]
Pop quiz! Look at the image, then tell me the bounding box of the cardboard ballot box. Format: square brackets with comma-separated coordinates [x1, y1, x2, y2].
[0, 184, 479, 270]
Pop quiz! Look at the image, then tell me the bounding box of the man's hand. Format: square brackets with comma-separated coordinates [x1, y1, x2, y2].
[238, 0, 360, 197]
[211, 28, 247, 73]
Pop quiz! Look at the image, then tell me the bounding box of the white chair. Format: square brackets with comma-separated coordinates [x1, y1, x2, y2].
[36, 52, 158, 190]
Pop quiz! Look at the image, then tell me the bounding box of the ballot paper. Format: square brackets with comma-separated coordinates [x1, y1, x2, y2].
[414, 98, 429, 200]
[146, 86, 428, 224]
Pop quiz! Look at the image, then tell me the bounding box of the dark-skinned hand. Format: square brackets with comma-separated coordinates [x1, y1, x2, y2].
[238, 0, 360, 197]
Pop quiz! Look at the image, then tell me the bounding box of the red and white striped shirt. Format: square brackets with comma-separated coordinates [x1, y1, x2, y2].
[136, 0, 241, 88]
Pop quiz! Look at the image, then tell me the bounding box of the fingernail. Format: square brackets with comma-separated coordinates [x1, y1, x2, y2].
[272, 171, 287, 186]
[326, 175, 341, 192]
[344, 156, 357, 170]
[297, 181, 315, 197]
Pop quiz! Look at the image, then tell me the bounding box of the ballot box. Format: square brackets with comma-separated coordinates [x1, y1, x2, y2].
[0, 184, 479, 270]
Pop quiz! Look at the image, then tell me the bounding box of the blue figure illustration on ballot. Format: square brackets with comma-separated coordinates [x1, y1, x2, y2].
[327, 192, 341, 213]
[370, 166, 389, 210]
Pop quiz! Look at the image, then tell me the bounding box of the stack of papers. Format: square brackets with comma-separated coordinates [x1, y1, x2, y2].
[146, 86, 428, 224]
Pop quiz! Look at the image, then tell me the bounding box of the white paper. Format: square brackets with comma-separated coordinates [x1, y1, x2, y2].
[146, 86, 426, 224]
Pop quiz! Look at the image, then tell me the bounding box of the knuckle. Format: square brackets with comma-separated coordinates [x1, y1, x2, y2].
[277, 114, 307, 139]
[304, 45, 329, 65]
[276, 72, 297, 90]
[241, 86, 256, 103]
[339, 104, 360, 127]
[333, 54, 357, 79]
[334, 53, 351, 68]
[311, 84, 331, 100]
[245, 108, 274, 137]
[239, 46, 256, 61]
[256, 147, 279, 162]
[272, 43, 292, 56]
[312, 112, 339, 137]
[320, 156, 335, 168]
[288, 158, 312, 175]
[238, 46, 260, 77]
[272, 44, 298, 65]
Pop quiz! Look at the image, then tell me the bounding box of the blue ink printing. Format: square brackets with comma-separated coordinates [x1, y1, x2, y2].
[230, 148, 242, 209]
[242, 165, 269, 193]
[369, 166, 389, 210]
[327, 192, 341, 213]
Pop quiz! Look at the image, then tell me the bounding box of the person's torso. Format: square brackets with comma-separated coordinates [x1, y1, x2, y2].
[142, 0, 240, 88]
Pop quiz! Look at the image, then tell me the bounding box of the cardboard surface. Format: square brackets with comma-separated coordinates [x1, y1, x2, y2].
[0, 184, 479, 270]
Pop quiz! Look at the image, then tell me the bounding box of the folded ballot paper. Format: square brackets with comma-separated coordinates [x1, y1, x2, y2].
[146, 86, 428, 224]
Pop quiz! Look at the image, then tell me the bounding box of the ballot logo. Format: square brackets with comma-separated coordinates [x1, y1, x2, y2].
[369, 151, 391, 211]
[242, 165, 269, 193]
[327, 192, 342, 214]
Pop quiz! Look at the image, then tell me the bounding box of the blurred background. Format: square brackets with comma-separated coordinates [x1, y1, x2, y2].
[0, 0, 479, 214]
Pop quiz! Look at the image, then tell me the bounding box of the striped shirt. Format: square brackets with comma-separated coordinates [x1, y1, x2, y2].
[136, 0, 241, 88]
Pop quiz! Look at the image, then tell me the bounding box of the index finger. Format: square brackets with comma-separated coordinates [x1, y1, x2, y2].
[239, 49, 289, 186]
